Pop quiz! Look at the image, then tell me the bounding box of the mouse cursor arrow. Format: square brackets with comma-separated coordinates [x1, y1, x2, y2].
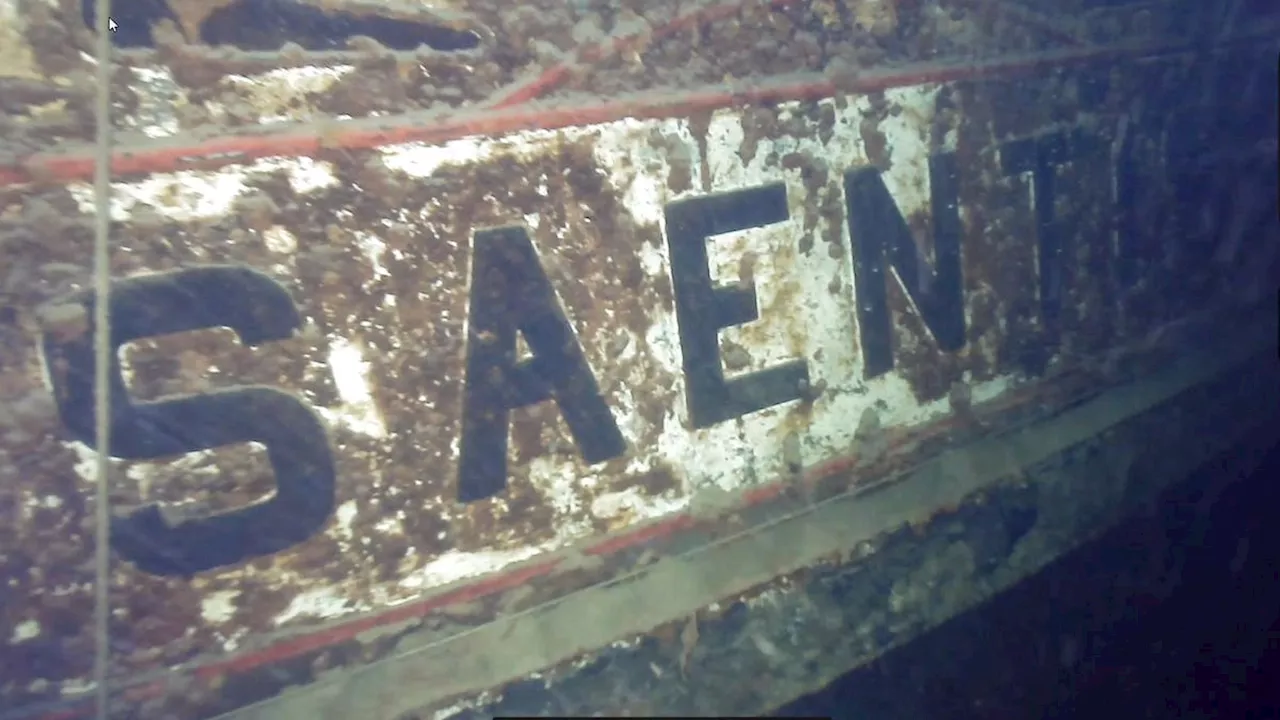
[107, 17, 118, 32]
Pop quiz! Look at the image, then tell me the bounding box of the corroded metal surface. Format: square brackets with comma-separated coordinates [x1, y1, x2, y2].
[6, 0, 1265, 142]
[420, 348, 1280, 720]
[205, 310, 1279, 720]
[4, 82, 976, 702]
[0, 0, 1277, 718]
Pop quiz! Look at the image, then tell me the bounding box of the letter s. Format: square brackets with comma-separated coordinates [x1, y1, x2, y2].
[41, 265, 336, 576]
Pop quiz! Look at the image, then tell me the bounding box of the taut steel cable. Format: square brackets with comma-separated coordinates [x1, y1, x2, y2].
[90, 0, 114, 717]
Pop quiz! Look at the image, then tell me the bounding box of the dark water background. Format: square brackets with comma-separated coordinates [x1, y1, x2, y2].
[778, 419, 1280, 720]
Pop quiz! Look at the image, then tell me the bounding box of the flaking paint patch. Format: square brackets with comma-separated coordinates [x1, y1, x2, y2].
[224, 66, 355, 124]
[67, 441, 114, 489]
[27, 93, 1035, 680]
[0, 0, 40, 79]
[264, 225, 299, 253]
[591, 484, 684, 521]
[324, 337, 387, 438]
[334, 500, 358, 543]
[275, 587, 366, 627]
[9, 620, 40, 643]
[593, 118, 677, 228]
[201, 589, 239, 624]
[66, 157, 337, 222]
[649, 88, 965, 489]
[114, 62, 355, 134]
[127, 67, 184, 138]
[397, 547, 546, 592]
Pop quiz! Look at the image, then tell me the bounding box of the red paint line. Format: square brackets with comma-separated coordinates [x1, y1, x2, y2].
[9, 342, 1180, 720]
[4, 31, 1272, 188]
[4, 22, 1273, 720]
[25, 374, 1076, 720]
[198, 558, 561, 678]
[585, 513, 697, 557]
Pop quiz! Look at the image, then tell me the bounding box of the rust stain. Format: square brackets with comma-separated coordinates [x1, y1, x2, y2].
[1, 0, 1271, 714]
[0, 128, 690, 709]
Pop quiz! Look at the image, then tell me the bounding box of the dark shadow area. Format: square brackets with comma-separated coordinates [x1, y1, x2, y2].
[85, 0, 175, 48]
[83, 0, 482, 51]
[777, 422, 1280, 720]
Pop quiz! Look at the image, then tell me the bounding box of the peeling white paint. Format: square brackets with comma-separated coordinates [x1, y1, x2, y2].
[126, 67, 183, 138]
[355, 231, 390, 279]
[275, 587, 364, 627]
[224, 66, 354, 124]
[0, 0, 40, 80]
[9, 620, 39, 643]
[264, 225, 298, 254]
[321, 337, 387, 438]
[590, 485, 683, 520]
[67, 157, 337, 222]
[334, 500, 358, 543]
[398, 547, 546, 592]
[58, 679, 95, 696]
[201, 590, 239, 624]
[66, 85, 1032, 632]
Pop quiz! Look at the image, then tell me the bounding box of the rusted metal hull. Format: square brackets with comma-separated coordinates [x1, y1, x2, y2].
[0, 0, 1277, 717]
[397, 338, 1280, 720]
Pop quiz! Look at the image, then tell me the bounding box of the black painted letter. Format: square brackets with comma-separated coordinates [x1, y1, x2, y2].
[457, 226, 625, 503]
[845, 154, 965, 379]
[1000, 132, 1078, 333]
[1111, 114, 1149, 291]
[665, 184, 809, 429]
[41, 265, 335, 576]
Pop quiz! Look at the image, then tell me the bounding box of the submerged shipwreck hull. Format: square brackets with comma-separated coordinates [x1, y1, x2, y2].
[0, 0, 1277, 717]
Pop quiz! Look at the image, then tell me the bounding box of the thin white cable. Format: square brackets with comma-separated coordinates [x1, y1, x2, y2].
[90, 0, 114, 718]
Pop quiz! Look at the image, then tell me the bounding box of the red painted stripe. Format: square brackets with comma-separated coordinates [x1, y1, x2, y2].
[5, 18, 1274, 720]
[17, 370, 1093, 720]
[3, 29, 1274, 188]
